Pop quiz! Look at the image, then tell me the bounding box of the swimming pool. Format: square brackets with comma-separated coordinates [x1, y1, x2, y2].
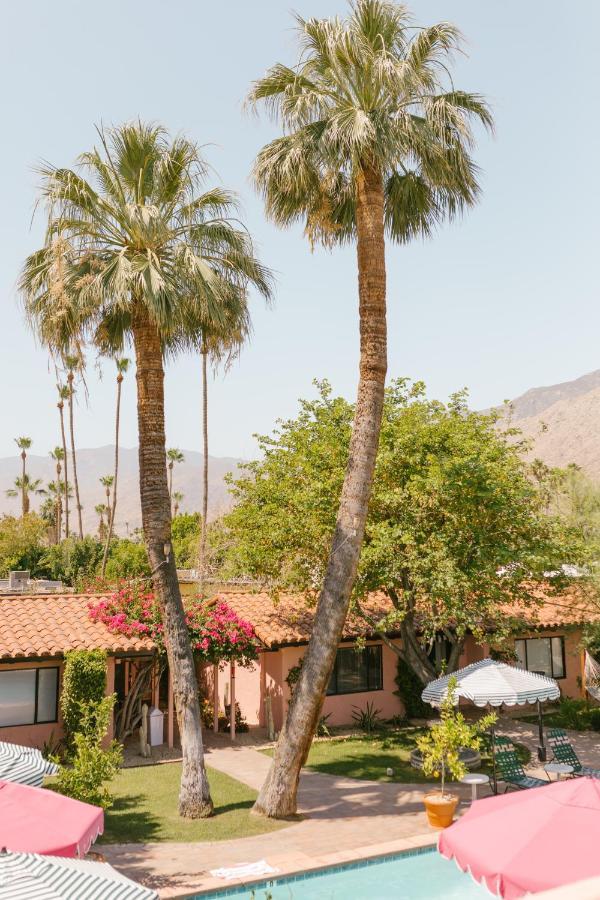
[195, 847, 488, 898]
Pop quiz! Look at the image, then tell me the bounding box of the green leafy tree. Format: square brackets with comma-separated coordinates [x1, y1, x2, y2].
[221, 380, 586, 685]
[171, 512, 201, 568]
[247, 0, 492, 816]
[105, 538, 151, 581]
[417, 678, 496, 797]
[41, 536, 104, 588]
[60, 649, 107, 745]
[20, 120, 272, 818]
[0, 513, 48, 576]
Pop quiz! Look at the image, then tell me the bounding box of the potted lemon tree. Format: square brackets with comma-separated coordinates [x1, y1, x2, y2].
[417, 677, 496, 828]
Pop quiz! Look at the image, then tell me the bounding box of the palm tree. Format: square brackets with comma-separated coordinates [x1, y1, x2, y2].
[95, 503, 108, 541]
[166, 448, 184, 500]
[172, 490, 184, 518]
[99, 474, 114, 523]
[56, 384, 70, 537]
[14, 437, 32, 516]
[101, 358, 131, 576]
[20, 120, 272, 817]
[247, 0, 492, 817]
[45, 478, 71, 544]
[6, 475, 45, 515]
[49, 448, 65, 539]
[64, 354, 84, 538]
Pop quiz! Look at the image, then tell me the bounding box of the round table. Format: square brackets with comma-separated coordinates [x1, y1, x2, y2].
[544, 763, 573, 781]
[460, 773, 490, 802]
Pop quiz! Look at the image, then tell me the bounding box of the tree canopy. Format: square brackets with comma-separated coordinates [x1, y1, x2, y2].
[219, 379, 588, 682]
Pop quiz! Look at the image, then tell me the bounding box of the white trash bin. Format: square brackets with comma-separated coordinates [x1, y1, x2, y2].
[148, 706, 164, 746]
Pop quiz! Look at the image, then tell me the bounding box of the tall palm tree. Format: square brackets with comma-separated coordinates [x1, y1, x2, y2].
[56, 384, 70, 537]
[49, 447, 65, 539]
[20, 121, 272, 817]
[14, 437, 32, 517]
[95, 503, 108, 541]
[101, 357, 131, 577]
[64, 354, 84, 538]
[247, 0, 492, 817]
[6, 475, 45, 515]
[45, 479, 71, 544]
[172, 490, 184, 518]
[99, 474, 114, 523]
[166, 448, 184, 500]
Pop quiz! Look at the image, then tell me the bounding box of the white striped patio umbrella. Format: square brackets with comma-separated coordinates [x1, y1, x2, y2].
[0, 742, 59, 787]
[0, 850, 158, 899]
[421, 659, 561, 789]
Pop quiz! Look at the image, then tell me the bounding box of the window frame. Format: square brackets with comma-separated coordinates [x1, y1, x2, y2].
[0, 665, 60, 728]
[514, 636, 566, 680]
[327, 644, 383, 696]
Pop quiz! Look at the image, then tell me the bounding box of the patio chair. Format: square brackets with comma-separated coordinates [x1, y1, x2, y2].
[548, 728, 600, 779]
[494, 738, 547, 792]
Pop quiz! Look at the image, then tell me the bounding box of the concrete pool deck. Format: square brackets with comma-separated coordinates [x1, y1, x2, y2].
[103, 718, 599, 898]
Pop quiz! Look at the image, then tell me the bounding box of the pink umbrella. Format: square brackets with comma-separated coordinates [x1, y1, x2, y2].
[0, 779, 104, 857]
[439, 777, 600, 898]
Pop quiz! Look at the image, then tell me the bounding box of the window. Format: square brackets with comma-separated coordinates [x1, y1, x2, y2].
[514, 637, 565, 679]
[0, 667, 59, 727]
[327, 645, 383, 695]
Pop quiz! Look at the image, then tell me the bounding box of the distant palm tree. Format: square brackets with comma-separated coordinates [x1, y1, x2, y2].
[95, 503, 108, 541]
[99, 475, 114, 523]
[20, 120, 272, 818]
[14, 437, 32, 516]
[6, 475, 45, 515]
[56, 384, 70, 537]
[46, 478, 71, 543]
[64, 354, 84, 538]
[101, 358, 131, 577]
[248, 0, 492, 817]
[172, 490, 184, 518]
[166, 448, 184, 500]
[49, 448, 65, 538]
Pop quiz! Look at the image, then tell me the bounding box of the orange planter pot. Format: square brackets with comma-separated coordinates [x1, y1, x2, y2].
[423, 791, 459, 828]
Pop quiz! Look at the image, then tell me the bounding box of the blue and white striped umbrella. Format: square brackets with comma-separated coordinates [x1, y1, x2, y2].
[0, 850, 158, 899]
[421, 659, 560, 708]
[0, 743, 59, 787]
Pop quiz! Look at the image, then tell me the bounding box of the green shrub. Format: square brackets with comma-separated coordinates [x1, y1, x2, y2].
[41, 536, 104, 587]
[105, 539, 151, 580]
[54, 695, 122, 809]
[394, 657, 431, 719]
[61, 650, 107, 748]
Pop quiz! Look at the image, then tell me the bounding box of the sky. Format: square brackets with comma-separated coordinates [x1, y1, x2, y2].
[2, 0, 600, 462]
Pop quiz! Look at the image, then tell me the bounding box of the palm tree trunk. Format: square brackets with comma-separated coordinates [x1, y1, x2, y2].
[199, 345, 209, 596]
[131, 306, 213, 818]
[59, 406, 70, 538]
[68, 380, 84, 539]
[253, 164, 387, 818]
[102, 376, 123, 577]
[21, 452, 27, 517]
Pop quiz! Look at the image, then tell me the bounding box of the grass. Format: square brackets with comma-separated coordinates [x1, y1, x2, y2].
[263, 726, 531, 785]
[99, 763, 284, 843]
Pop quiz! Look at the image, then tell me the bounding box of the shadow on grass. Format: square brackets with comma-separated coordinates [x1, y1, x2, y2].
[100, 793, 162, 843]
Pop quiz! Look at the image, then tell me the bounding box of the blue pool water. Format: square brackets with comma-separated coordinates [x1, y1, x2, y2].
[196, 848, 488, 899]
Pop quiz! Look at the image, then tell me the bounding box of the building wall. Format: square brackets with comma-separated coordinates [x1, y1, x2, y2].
[0, 659, 64, 749]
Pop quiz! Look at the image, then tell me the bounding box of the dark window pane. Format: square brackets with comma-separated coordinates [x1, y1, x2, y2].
[366, 646, 382, 690]
[515, 640, 526, 670]
[525, 638, 552, 677]
[551, 638, 565, 678]
[336, 648, 368, 693]
[0, 669, 36, 726]
[37, 668, 58, 723]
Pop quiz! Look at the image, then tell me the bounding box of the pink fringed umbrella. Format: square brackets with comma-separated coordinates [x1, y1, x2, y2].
[0, 780, 104, 857]
[439, 777, 600, 898]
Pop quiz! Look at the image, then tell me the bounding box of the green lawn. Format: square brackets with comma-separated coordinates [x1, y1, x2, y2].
[99, 764, 283, 843]
[263, 727, 530, 784]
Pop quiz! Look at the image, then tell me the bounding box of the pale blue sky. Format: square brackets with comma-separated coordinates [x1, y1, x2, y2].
[2, 1, 599, 461]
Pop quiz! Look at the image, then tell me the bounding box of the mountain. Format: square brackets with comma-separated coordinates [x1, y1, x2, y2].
[494, 370, 600, 478]
[0, 446, 243, 536]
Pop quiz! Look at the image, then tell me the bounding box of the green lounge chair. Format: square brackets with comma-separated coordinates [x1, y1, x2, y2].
[548, 728, 600, 779]
[494, 738, 547, 792]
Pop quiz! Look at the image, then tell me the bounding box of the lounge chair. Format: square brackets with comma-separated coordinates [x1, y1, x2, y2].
[548, 728, 600, 779]
[494, 738, 547, 792]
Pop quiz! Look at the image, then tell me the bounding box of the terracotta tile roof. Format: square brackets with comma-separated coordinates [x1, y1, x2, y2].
[215, 591, 397, 649]
[0, 594, 156, 660]
[506, 585, 600, 630]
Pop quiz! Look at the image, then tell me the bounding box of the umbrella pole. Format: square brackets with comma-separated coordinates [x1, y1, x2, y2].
[491, 715, 498, 795]
[537, 699, 547, 762]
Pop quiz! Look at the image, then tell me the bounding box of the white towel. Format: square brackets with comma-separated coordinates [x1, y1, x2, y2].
[209, 860, 279, 880]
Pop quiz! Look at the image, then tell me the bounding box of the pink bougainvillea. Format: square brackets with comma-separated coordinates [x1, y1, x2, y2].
[88, 583, 258, 666]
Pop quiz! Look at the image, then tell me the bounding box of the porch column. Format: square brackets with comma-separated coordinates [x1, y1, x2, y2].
[213, 663, 219, 734]
[167, 668, 174, 749]
[230, 661, 236, 742]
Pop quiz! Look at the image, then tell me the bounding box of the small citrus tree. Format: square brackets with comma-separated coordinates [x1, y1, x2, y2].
[417, 677, 496, 797]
